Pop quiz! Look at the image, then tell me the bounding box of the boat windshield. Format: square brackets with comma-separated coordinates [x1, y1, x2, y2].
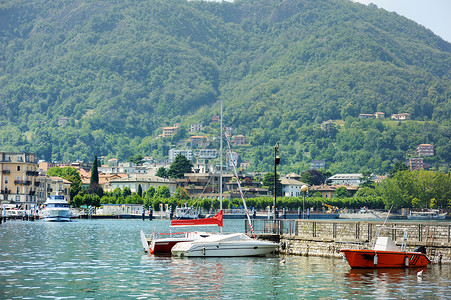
[47, 203, 69, 208]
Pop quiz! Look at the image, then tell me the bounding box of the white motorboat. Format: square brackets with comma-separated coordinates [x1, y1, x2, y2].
[140, 210, 224, 254]
[407, 210, 447, 220]
[171, 232, 279, 257]
[41, 194, 72, 222]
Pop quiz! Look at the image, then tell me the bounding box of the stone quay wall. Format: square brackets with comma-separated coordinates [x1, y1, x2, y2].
[277, 220, 451, 264]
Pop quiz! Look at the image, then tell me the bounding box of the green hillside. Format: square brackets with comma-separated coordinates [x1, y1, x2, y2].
[0, 0, 450, 174]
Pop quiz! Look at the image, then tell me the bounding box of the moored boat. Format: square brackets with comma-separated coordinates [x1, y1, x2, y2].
[41, 194, 72, 222]
[140, 210, 224, 254]
[171, 232, 279, 257]
[340, 226, 430, 268]
[407, 209, 447, 220]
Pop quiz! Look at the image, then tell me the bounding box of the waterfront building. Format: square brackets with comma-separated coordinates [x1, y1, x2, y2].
[0, 152, 39, 209]
[104, 174, 177, 195]
[281, 178, 308, 197]
[36, 176, 71, 204]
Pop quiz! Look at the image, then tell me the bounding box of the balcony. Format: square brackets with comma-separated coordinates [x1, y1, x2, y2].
[0, 189, 10, 194]
[14, 180, 32, 186]
[26, 171, 39, 176]
[2, 170, 10, 174]
[28, 191, 35, 196]
[34, 182, 41, 187]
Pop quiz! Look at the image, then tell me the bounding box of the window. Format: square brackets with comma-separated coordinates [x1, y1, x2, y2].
[4, 165, 8, 170]
[17, 166, 20, 171]
[5, 176, 8, 184]
[17, 187, 20, 194]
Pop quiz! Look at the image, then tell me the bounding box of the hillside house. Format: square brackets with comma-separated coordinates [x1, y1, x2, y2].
[162, 126, 178, 138]
[417, 144, 434, 156]
[391, 113, 411, 120]
[232, 135, 246, 146]
[358, 114, 374, 119]
[374, 112, 385, 119]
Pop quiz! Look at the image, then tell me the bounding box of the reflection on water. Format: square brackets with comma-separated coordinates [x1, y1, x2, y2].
[0, 219, 450, 299]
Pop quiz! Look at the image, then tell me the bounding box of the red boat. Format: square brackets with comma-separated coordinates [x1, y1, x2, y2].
[140, 210, 223, 254]
[341, 227, 431, 268]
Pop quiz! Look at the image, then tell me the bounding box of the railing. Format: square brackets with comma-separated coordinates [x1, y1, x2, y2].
[245, 219, 297, 236]
[2, 170, 10, 174]
[26, 171, 39, 176]
[14, 180, 32, 186]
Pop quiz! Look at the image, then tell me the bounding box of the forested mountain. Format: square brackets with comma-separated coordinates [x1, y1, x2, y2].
[0, 0, 450, 174]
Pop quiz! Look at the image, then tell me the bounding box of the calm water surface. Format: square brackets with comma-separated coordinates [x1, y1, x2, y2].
[1, 219, 450, 299]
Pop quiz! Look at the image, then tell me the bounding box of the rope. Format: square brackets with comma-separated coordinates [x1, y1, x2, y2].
[223, 127, 256, 238]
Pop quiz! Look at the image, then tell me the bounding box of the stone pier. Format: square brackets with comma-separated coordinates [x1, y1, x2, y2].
[250, 219, 451, 264]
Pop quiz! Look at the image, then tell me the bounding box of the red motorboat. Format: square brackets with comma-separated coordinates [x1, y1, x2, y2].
[341, 226, 431, 268]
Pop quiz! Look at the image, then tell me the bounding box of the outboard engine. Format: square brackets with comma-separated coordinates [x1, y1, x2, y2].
[414, 245, 427, 254]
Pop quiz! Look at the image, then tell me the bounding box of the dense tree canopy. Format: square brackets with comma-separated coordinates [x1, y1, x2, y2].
[168, 154, 194, 179]
[0, 0, 449, 175]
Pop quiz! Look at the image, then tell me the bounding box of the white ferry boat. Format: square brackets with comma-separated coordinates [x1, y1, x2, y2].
[41, 194, 72, 222]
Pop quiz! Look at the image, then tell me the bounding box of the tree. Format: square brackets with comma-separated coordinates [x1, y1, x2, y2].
[388, 162, 409, 177]
[47, 166, 82, 199]
[156, 167, 168, 178]
[300, 169, 326, 185]
[334, 186, 350, 198]
[262, 172, 282, 196]
[155, 185, 171, 198]
[167, 154, 193, 179]
[359, 170, 374, 188]
[137, 184, 143, 197]
[128, 154, 144, 165]
[90, 156, 99, 186]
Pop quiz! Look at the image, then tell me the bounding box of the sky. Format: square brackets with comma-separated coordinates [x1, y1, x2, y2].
[352, 0, 451, 43]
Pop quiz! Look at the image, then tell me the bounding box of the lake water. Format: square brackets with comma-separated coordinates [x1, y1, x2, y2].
[1, 219, 450, 299]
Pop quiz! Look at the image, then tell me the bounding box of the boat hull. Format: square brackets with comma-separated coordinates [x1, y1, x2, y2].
[340, 249, 430, 268]
[172, 241, 278, 257]
[42, 209, 72, 222]
[151, 238, 194, 254]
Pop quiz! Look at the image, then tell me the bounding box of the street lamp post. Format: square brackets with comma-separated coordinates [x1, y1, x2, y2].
[273, 143, 280, 223]
[301, 185, 308, 219]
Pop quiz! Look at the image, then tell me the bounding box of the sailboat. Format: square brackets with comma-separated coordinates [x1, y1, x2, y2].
[171, 107, 279, 257]
[140, 210, 224, 254]
[141, 102, 227, 254]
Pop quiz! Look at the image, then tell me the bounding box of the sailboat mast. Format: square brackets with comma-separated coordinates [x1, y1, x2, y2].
[219, 100, 223, 233]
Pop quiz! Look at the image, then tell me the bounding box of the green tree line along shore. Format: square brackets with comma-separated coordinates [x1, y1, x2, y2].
[53, 156, 451, 211]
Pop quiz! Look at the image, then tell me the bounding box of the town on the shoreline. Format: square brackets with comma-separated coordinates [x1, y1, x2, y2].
[0, 142, 445, 214]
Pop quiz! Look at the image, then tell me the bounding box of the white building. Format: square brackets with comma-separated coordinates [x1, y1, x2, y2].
[104, 174, 177, 195]
[327, 174, 362, 186]
[190, 123, 203, 132]
[281, 178, 308, 197]
[226, 151, 239, 168]
[195, 149, 218, 159]
[168, 149, 193, 162]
